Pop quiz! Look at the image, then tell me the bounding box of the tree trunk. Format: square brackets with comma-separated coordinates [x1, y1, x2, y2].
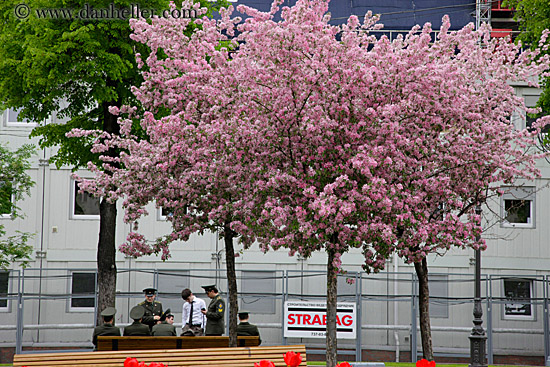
[326, 248, 338, 367]
[96, 100, 120, 326]
[414, 258, 434, 361]
[224, 222, 238, 347]
[96, 199, 117, 326]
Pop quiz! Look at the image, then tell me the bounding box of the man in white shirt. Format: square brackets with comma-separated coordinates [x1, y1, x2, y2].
[181, 288, 206, 336]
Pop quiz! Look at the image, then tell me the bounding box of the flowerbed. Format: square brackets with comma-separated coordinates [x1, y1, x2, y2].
[117, 352, 437, 367]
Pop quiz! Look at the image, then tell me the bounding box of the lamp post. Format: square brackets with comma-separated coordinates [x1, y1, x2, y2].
[469, 205, 487, 367]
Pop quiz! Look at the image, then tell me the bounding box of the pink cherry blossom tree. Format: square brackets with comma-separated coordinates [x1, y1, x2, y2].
[72, 1, 254, 346]
[77, 0, 549, 364]
[218, 2, 549, 364]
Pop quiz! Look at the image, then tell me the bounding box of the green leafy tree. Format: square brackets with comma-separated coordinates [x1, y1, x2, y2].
[0, 0, 218, 324]
[0, 143, 35, 269]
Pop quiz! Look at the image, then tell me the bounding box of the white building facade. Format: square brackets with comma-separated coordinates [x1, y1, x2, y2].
[0, 81, 549, 365]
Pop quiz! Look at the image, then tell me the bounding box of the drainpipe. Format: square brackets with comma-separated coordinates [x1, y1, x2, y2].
[36, 149, 48, 342]
[394, 252, 400, 362]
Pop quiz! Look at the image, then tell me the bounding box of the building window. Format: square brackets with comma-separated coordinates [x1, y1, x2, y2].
[0, 271, 9, 309]
[157, 270, 190, 312]
[157, 205, 187, 221]
[70, 272, 96, 309]
[71, 180, 100, 219]
[241, 271, 276, 314]
[0, 181, 13, 218]
[4, 108, 37, 127]
[501, 186, 535, 228]
[157, 207, 172, 221]
[429, 275, 449, 318]
[503, 278, 534, 320]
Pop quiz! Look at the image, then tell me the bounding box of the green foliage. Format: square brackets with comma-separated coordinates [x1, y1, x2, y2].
[0, 143, 35, 269]
[0, 0, 224, 169]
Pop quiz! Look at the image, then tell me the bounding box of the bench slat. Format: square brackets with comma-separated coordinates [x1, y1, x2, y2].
[13, 345, 307, 367]
[15, 345, 294, 360]
[97, 336, 260, 351]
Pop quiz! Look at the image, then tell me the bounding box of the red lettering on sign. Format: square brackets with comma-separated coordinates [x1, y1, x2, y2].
[287, 312, 354, 327]
[342, 315, 352, 326]
[312, 314, 322, 325]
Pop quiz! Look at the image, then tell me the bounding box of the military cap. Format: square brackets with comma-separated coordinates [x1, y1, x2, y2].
[143, 287, 157, 295]
[130, 305, 145, 320]
[100, 307, 117, 317]
[201, 284, 217, 292]
[159, 308, 171, 322]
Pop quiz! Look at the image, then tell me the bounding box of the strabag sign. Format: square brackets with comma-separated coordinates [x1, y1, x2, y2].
[284, 301, 356, 339]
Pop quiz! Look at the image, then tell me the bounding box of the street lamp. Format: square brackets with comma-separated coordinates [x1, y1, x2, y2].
[469, 204, 487, 367]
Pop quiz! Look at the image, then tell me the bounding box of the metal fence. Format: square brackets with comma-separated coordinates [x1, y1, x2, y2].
[1, 268, 549, 363]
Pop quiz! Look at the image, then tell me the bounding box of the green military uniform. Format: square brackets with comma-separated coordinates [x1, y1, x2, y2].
[139, 299, 163, 329]
[124, 321, 151, 336]
[236, 321, 262, 345]
[236, 311, 261, 345]
[92, 323, 121, 347]
[92, 307, 120, 349]
[124, 305, 150, 336]
[152, 321, 177, 336]
[204, 290, 225, 336]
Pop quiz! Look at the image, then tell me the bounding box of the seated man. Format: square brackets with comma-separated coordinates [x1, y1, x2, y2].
[92, 307, 121, 349]
[124, 305, 151, 336]
[152, 309, 177, 336]
[236, 310, 261, 345]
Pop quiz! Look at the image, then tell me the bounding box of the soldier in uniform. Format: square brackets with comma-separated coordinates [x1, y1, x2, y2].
[92, 307, 121, 349]
[152, 309, 177, 336]
[201, 284, 225, 336]
[236, 310, 261, 345]
[123, 305, 151, 336]
[138, 287, 163, 330]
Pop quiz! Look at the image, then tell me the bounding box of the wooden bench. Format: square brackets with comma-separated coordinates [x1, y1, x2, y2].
[13, 344, 307, 367]
[97, 335, 261, 351]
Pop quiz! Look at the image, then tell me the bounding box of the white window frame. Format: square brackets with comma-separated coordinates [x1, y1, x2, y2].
[0, 271, 10, 311]
[3, 108, 38, 127]
[70, 179, 100, 220]
[157, 207, 172, 221]
[68, 271, 96, 312]
[502, 278, 535, 321]
[500, 186, 535, 229]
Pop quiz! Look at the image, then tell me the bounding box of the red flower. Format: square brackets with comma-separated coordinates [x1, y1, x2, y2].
[337, 362, 352, 367]
[284, 351, 303, 367]
[148, 363, 166, 367]
[255, 360, 276, 367]
[417, 359, 436, 367]
[124, 358, 139, 367]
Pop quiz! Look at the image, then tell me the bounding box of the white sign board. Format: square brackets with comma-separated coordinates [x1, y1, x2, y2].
[284, 301, 356, 339]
